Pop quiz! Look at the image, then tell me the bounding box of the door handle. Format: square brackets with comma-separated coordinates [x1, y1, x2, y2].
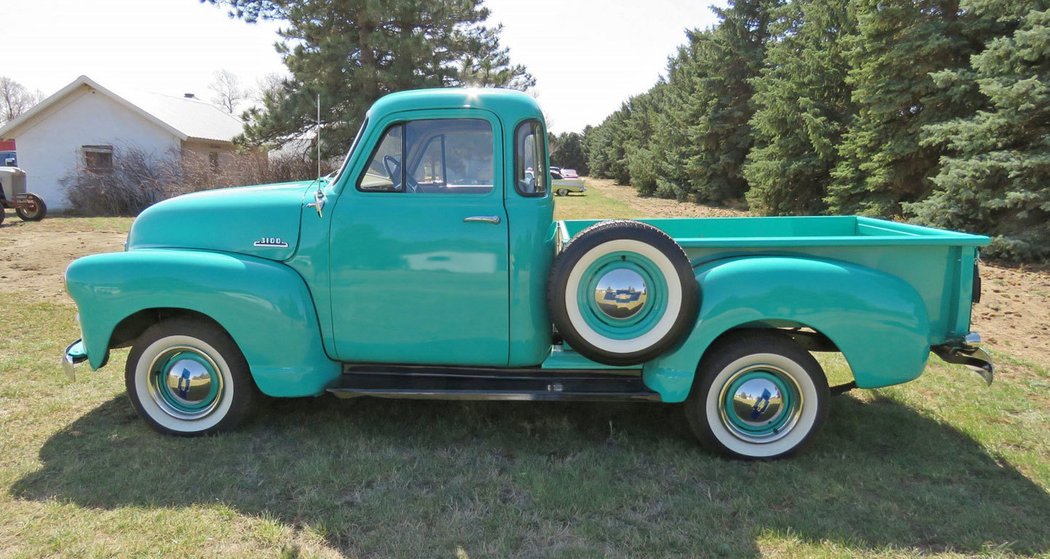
[464, 216, 501, 225]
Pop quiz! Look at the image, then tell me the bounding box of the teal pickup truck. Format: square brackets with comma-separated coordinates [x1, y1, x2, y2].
[63, 89, 992, 459]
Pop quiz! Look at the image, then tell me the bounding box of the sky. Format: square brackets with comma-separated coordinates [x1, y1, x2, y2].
[5, 0, 722, 134]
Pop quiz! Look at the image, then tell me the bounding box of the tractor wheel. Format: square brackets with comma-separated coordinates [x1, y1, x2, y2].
[16, 194, 46, 221]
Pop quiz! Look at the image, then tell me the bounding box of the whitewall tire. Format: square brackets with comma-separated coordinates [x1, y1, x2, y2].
[125, 317, 256, 436]
[547, 220, 700, 365]
[685, 331, 829, 459]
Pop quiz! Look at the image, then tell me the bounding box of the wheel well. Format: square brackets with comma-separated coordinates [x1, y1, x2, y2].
[699, 324, 851, 379]
[710, 323, 839, 350]
[109, 308, 226, 350]
[112, 308, 264, 396]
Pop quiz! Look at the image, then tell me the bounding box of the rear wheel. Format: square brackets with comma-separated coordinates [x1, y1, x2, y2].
[556, 188, 568, 197]
[125, 317, 256, 436]
[685, 331, 829, 459]
[16, 194, 46, 221]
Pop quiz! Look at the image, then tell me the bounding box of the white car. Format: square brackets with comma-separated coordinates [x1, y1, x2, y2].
[550, 167, 586, 196]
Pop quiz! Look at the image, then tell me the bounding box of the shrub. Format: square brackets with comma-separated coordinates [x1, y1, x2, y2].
[63, 147, 179, 216]
[63, 145, 332, 216]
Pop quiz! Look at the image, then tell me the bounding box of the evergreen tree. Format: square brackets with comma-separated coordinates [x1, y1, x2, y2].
[207, 0, 533, 157]
[744, 0, 856, 215]
[826, 0, 984, 216]
[653, 0, 773, 204]
[550, 132, 588, 175]
[907, 4, 1050, 261]
[620, 85, 666, 195]
[583, 106, 632, 184]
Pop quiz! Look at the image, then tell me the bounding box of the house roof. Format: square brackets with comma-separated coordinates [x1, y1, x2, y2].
[0, 75, 243, 143]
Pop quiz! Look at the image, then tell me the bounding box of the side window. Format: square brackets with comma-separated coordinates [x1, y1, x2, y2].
[358, 124, 404, 191]
[357, 119, 493, 194]
[514, 121, 547, 196]
[413, 136, 445, 187]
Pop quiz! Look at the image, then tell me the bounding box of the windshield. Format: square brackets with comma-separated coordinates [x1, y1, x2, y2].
[329, 118, 369, 186]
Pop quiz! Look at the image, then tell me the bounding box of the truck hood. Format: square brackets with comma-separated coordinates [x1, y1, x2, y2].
[126, 181, 318, 261]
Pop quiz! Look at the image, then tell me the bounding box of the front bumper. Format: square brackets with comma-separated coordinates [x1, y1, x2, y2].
[932, 332, 994, 385]
[62, 339, 88, 381]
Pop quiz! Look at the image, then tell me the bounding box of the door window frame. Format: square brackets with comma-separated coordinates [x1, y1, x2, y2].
[348, 111, 501, 198]
[513, 119, 548, 198]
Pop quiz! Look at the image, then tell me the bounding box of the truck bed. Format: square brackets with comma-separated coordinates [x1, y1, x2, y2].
[558, 216, 989, 344]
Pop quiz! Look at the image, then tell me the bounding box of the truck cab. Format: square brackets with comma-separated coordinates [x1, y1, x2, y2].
[64, 88, 992, 459]
[319, 91, 556, 367]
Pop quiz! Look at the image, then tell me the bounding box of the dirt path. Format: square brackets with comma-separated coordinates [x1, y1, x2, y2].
[0, 214, 127, 305]
[970, 265, 1050, 372]
[3, 187, 1048, 372]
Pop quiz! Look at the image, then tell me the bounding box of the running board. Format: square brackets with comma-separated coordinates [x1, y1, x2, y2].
[327, 364, 660, 402]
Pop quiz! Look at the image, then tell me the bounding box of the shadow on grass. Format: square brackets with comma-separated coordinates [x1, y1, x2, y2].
[13, 393, 1050, 557]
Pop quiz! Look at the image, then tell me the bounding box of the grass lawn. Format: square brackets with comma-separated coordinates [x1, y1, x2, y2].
[1, 192, 1049, 557]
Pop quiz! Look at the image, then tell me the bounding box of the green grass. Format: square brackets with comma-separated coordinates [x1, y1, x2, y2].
[3, 206, 1050, 557]
[553, 187, 634, 220]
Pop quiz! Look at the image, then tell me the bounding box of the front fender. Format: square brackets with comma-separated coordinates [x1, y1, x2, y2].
[65, 249, 340, 397]
[644, 256, 931, 402]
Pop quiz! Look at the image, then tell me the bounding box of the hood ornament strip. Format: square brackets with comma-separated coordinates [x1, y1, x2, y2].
[308, 189, 326, 218]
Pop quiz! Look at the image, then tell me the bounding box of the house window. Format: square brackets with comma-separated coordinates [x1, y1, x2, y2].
[209, 152, 220, 173]
[82, 145, 114, 173]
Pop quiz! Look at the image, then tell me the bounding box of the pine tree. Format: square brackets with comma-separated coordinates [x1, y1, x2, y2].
[583, 106, 632, 184]
[826, 0, 984, 216]
[621, 85, 666, 195]
[744, 0, 856, 215]
[647, 41, 706, 200]
[653, 0, 773, 204]
[207, 0, 533, 156]
[907, 4, 1050, 261]
[550, 132, 588, 175]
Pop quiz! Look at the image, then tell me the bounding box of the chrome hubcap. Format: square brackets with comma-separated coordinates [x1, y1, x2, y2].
[147, 346, 224, 420]
[731, 378, 785, 426]
[164, 358, 215, 407]
[718, 365, 803, 444]
[594, 268, 648, 319]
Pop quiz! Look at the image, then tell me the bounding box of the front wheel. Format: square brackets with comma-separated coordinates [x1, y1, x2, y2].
[556, 188, 568, 197]
[685, 332, 829, 459]
[16, 194, 46, 221]
[126, 317, 257, 435]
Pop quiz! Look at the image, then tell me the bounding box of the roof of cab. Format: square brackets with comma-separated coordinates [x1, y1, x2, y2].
[367, 88, 545, 125]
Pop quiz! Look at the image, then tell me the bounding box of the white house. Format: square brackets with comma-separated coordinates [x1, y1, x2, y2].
[0, 75, 244, 210]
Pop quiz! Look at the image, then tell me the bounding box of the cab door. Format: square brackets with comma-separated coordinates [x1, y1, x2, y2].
[328, 110, 510, 366]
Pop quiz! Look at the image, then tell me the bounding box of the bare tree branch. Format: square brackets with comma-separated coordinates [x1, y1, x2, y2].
[0, 76, 44, 125]
[208, 70, 246, 114]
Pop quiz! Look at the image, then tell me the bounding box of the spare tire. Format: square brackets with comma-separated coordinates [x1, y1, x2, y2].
[547, 220, 700, 365]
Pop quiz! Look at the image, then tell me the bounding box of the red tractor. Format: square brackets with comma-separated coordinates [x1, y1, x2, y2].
[0, 167, 47, 225]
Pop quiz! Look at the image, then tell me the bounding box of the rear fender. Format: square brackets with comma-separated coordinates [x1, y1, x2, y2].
[644, 256, 931, 402]
[65, 249, 340, 397]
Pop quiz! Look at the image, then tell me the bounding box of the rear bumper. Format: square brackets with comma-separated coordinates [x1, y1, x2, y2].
[932, 332, 993, 385]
